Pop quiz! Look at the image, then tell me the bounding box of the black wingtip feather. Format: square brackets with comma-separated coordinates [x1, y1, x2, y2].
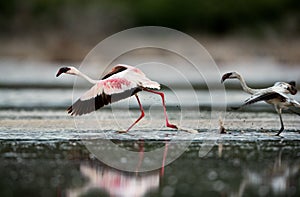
[288, 81, 296, 87]
[66, 88, 142, 116]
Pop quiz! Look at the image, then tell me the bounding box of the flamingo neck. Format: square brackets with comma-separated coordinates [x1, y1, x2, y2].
[76, 70, 97, 84]
[236, 74, 257, 94]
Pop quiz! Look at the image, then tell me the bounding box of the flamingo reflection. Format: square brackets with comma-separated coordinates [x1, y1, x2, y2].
[66, 140, 169, 197]
[66, 162, 160, 197]
[231, 148, 300, 197]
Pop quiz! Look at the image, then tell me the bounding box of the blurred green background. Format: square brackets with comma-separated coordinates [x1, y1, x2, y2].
[0, 0, 299, 62]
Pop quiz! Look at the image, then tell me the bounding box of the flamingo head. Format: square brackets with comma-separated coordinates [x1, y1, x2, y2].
[56, 66, 78, 77]
[221, 72, 240, 83]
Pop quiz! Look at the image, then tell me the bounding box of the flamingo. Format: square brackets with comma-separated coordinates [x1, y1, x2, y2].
[56, 64, 178, 133]
[221, 71, 300, 136]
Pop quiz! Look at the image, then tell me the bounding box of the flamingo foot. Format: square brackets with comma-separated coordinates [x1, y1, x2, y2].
[167, 123, 178, 129]
[117, 130, 128, 134]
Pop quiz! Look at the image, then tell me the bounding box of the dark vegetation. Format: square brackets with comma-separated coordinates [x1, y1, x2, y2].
[0, 0, 299, 62]
[1, 0, 299, 36]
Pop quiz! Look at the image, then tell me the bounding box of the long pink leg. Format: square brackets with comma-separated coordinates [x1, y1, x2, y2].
[124, 94, 145, 132]
[143, 89, 177, 129]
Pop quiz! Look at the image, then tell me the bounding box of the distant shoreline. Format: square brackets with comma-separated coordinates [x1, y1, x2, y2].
[1, 35, 300, 64]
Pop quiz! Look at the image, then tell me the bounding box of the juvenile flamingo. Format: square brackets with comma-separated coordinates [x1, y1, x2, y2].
[56, 64, 178, 133]
[222, 71, 300, 136]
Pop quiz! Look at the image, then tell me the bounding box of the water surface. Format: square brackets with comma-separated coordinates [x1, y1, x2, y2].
[1, 60, 300, 196]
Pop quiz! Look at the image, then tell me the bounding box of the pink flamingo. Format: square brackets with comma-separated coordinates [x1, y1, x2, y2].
[56, 64, 177, 133]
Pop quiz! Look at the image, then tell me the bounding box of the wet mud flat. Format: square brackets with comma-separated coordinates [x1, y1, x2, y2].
[0, 109, 299, 196]
[0, 109, 299, 141]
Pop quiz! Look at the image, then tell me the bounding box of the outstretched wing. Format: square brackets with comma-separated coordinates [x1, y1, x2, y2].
[68, 78, 141, 116]
[67, 92, 111, 116]
[233, 91, 287, 110]
[245, 92, 287, 105]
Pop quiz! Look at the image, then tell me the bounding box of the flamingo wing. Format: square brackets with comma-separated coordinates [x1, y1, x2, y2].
[68, 78, 141, 116]
[233, 91, 288, 110]
[245, 91, 287, 105]
[101, 65, 128, 80]
[67, 91, 112, 116]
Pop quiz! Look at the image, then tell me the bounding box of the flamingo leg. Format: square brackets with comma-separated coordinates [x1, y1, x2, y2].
[274, 107, 284, 136]
[275, 112, 284, 136]
[123, 94, 145, 133]
[143, 88, 177, 129]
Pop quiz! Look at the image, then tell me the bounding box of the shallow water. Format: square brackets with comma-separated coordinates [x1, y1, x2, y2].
[1, 60, 300, 196]
[0, 139, 299, 197]
[0, 108, 300, 196]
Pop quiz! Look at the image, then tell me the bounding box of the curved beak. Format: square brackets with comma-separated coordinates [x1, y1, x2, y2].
[56, 70, 63, 77]
[56, 67, 70, 77]
[221, 73, 232, 83]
